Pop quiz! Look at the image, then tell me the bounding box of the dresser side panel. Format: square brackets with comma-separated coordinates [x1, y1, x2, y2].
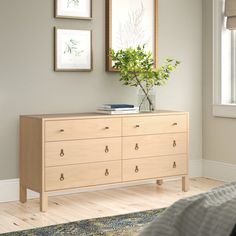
[20, 117, 43, 192]
[186, 113, 189, 175]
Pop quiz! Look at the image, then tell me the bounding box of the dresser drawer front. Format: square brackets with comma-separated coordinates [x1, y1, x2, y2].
[123, 155, 187, 182]
[123, 115, 187, 136]
[45, 161, 121, 191]
[45, 118, 121, 141]
[123, 133, 187, 159]
[45, 138, 121, 167]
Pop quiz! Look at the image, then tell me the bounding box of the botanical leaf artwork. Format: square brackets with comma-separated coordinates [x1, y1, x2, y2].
[56, 29, 91, 70]
[64, 39, 84, 57]
[67, 0, 80, 8]
[116, 1, 150, 49]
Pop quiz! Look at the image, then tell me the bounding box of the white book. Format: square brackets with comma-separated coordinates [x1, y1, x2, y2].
[98, 107, 139, 111]
[96, 109, 140, 115]
[101, 104, 135, 109]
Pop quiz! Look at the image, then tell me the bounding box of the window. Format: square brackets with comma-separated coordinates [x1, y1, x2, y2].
[221, 17, 233, 104]
[213, 0, 236, 117]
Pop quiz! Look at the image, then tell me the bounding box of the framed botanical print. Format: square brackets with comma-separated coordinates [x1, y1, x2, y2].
[106, 0, 158, 72]
[55, 0, 92, 20]
[54, 28, 92, 71]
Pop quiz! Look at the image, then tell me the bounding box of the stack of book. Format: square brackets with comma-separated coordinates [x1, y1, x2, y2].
[97, 104, 139, 115]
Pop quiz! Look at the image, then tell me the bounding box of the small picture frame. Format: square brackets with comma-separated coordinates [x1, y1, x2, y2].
[55, 0, 92, 20]
[54, 28, 93, 71]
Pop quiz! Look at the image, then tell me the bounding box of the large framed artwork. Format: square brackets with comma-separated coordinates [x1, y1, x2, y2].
[55, 0, 92, 20]
[106, 0, 158, 72]
[54, 28, 92, 71]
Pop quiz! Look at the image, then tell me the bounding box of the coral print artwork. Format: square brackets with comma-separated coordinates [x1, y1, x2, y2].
[106, 0, 158, 71]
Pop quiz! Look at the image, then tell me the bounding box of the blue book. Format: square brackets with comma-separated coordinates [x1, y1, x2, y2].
[102, 104, 135, 109]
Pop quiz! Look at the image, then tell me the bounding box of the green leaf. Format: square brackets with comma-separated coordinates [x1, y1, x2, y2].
[109, 45, 180, 92]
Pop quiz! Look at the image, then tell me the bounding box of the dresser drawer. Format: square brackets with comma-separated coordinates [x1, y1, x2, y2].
[45, 161, 121, 191]
[123, 133, 187, 159]
[123, 155, 187, 182]
[123, 115, 187, 136]
[45, 138, 121, 167]
[45, 118, 121, 141]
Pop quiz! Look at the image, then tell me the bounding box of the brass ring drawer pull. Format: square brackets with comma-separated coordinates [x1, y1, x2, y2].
[105, 169, 109, 176]
[173, 162, 177, 169]
[59, 129, 64, 133]
[172, 123, 178, 126]
[60, 173, 65, 181]
[105, 126, 110, 130]
[135, 165, 139, 173]
[135, 125, 140, 128]
[173, 140, 177, 147]
[135, 143, 139, 150]
[60, 149, 64, 157]
[105, 146, 109, 153]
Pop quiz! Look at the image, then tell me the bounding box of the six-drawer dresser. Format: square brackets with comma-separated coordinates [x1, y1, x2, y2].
[20, 111, 189, 212]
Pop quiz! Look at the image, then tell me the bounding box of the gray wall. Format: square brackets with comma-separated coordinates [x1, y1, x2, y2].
[203, 0, 236, 165]
[0, 0, 202, 180]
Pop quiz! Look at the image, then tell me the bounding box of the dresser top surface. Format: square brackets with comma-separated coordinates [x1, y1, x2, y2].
[20, 110, 188, 120]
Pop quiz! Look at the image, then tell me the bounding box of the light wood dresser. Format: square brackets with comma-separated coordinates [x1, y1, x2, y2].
[20, 111, 189, 212]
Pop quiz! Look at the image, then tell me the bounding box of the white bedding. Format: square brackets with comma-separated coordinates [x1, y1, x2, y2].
[139, 182, 236, 236]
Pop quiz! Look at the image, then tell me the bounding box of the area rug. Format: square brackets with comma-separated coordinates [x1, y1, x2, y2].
[1, 208, 165, 236]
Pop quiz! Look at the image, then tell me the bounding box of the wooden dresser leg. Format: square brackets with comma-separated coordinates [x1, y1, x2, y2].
[156, 179, 163, 186]
[19, 184, 27, 203]
[40, 192, 48, 212]
[182, 175, 189, 192]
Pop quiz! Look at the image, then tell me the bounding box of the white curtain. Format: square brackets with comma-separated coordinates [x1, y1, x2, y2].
[225, 0, 236, 30]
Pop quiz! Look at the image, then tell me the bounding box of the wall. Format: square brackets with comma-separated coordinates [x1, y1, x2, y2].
[158, 0, 202, 166]
[203, 0, 236, 167]
[0, 0, 202, 180]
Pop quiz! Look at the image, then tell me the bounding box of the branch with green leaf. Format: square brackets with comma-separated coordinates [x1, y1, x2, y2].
[110, 45, 180, 111]
[67, 0, 80, 8]
[64, 39, 83, 57]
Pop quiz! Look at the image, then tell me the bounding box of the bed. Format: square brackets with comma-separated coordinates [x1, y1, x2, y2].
[139, 182, 236, 236]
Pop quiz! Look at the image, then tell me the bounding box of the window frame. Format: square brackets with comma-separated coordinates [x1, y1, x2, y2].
[212, 0, 236, 118]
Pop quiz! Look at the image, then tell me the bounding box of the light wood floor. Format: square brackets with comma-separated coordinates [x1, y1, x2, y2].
[0, 178, 224, 234]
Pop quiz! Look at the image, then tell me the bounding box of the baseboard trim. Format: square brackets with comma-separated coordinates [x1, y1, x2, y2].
[0, 159, 202, 203]
[2, 160, 235, 203]
[189, 159, 202, 177]
[203, 159, 236, 182]
[1, 160, 234, 205]
[0, 179, 156, 203]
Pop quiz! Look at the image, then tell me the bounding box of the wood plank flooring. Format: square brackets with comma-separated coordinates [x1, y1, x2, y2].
[0, 178, 224, 234]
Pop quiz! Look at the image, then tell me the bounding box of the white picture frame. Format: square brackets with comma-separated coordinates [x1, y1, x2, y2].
[55, 0, 92, 20]
[54, 28, 93, 71]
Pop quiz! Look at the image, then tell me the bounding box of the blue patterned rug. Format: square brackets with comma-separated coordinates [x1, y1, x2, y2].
[1, 208, 165, 236]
